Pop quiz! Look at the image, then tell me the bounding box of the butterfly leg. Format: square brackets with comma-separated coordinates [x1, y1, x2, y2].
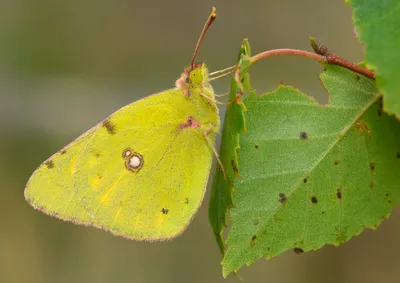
[179, 117, 227, 180]
[203, 124, 227, 181]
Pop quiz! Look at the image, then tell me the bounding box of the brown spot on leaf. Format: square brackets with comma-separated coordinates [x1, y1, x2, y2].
[236, 88, 244, 96]
[369, 180, 374, 189]
[334, 159, 340, 165]
[355, 120, 370, 135]
[231, 160, 239, 174]
[45, 160, 54, 169]
[370, 163, 375, 171]
[279, 193, 287, 203]
[299, 131, 308, 140]
[397, 152, 400, 159]
[294, 247, 304, 254]
[378, 108, 382, 117]
[356, 75, 360, 81]
[103, 119, 116, 135]
[303, 178, 308, 184]
[255, 144, 259, 149]
[311, 196, 318, 204]
[337, 187, 342, 200]
[250, 235, 257, 246]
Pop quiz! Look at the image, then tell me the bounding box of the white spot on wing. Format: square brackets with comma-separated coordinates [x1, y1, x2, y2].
[129, 155, 141, 168]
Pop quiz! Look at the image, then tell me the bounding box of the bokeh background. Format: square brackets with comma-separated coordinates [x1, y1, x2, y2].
[1, 1, 399, 282]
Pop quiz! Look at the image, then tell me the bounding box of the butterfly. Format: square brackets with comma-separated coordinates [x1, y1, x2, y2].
[24, 7, 232, 241]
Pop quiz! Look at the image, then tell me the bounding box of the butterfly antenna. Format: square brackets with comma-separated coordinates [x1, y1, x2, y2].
[209, 65, 236, 77]
[191, 7, 217, 70]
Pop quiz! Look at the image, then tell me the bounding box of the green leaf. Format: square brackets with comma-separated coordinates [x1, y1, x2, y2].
[348, 0, 400, 116]
[222, 65, 400, 277]
[208, 39, 250, 254]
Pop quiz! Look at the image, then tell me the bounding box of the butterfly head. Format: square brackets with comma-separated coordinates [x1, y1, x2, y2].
[175, 63, 210, 97]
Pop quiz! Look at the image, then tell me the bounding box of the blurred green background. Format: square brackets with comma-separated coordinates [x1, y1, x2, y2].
[1, 1, 399, 282]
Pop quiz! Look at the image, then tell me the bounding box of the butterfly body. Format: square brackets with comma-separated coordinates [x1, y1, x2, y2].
[25, 63, 220, 240]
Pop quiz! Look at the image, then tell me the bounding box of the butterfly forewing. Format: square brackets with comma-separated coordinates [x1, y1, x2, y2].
[25, 89, 218, 240]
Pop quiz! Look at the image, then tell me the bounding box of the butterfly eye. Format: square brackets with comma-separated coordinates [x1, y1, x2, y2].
[189, 69, 203, 85]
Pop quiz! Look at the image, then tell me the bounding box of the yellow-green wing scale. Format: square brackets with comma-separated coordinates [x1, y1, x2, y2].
[25, 77, 219, 240]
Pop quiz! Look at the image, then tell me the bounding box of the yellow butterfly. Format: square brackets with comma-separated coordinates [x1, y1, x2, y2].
[25, 8, 229, 241]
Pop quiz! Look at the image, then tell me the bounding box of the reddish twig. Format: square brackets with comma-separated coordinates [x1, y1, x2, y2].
[309, 37, 375, 80]
[250, 39, 375, 80]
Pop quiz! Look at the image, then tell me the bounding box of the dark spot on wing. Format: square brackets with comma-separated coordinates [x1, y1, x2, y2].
[92, 151, 101, 158]
[179, 116, 201, 130]
[299, 131, 308, 140]
[122, 148, 132, 158]
[102, 119, 116, 135]
[184, 198, 189, 204]
[45, 160, 54, 169]
[161, 208, 169, 214]
[294, 247, 304, 254]
[337, 187, 342, 200]
[61, 150, 67, 155]
[123, 151, 144, 173]
[279, 193, 287, 203]
[369, 163, 375, 171]
[311, 196, 318, 204]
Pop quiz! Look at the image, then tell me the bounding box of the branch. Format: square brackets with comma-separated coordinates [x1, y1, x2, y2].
[249, 39, 375, 80]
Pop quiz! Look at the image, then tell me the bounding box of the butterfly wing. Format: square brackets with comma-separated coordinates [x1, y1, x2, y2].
[25, 89, 218, 240]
